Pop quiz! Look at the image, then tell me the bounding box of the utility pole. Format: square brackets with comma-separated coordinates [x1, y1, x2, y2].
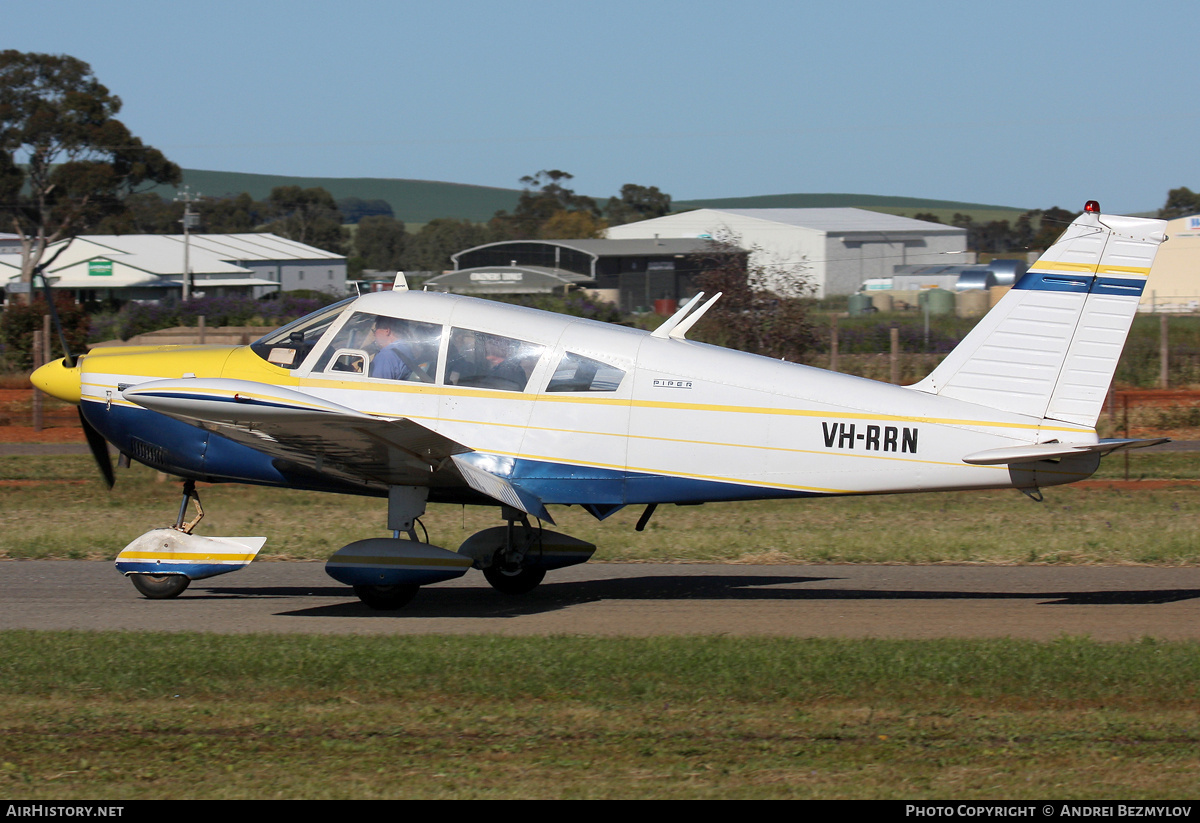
[175, 187, 201, 300]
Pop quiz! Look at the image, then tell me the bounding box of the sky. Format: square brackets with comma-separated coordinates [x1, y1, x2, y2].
[8, 0, 1199, 214]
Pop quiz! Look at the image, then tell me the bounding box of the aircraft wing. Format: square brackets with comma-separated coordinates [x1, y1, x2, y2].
[961, 438, 1169, 465]
[122, 378, 472, 489]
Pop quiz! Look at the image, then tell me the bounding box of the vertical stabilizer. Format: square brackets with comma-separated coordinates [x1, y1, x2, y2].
[908, 205, 1167, 427]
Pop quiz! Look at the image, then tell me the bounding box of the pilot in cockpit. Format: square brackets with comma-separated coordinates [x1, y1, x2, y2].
[369, 316, 415, 380]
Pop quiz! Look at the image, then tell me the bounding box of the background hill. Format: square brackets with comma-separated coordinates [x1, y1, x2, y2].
[154, 170, 523, 224]
[156, 170, 1029, 226]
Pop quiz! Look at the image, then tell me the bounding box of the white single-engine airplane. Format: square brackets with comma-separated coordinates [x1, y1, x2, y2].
[31, 203, 1169, 609]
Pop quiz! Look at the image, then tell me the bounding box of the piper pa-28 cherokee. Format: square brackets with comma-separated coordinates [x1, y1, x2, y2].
[31, 202, 1169, 609]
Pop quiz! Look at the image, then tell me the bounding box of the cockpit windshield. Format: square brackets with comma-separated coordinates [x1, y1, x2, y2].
[249, 297, 354, 369]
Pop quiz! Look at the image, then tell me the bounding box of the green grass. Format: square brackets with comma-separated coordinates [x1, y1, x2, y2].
[2, 632, 1200, 799]
[2, 454, 1197, 564]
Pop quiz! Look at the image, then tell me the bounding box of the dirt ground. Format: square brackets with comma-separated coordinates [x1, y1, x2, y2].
[0, 388, 84, 443]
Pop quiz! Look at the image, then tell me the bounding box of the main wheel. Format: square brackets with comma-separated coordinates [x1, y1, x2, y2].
[129, 573, 190, 600]
[353, 584, 419, 610]
[483, 559, 546, 595]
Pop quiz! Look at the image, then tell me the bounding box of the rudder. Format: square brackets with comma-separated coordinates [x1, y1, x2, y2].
[908, 203, 1167, 427]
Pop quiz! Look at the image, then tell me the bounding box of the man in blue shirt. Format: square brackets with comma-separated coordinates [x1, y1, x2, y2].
[369, 316, 415, 380]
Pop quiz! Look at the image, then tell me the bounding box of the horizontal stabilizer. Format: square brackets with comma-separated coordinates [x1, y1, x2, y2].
[962, 437, 1169, 465]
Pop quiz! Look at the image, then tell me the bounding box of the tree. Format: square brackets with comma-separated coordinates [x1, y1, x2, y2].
[0, 295, 90, 369]
[1158, 187, 1200, 220]
[401, 218, 492, 272]
[201, 192, 264, 233]
[685, 238, 817, 362]
[93, 191, 181, 234]
[1029, 206, 1077, 250]
[490, 170, 600, 239]
[539, 209, 606, 239]
[337, 197, 394, 224]
[354, 214, 408, 271]
[0, 51, 181, 301]
[604, 184, 672, 226]
[262, 185, 347, 253]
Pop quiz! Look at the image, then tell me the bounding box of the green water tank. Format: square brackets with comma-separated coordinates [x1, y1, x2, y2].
[920, 287, 955, 316]
[847, 292, 874, 316]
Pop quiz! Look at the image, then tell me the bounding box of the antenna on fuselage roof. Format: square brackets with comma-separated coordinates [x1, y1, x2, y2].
[393, 272, 409, 292]
[669, 292, 722, 340]
[650, 291, 723, 341]
[651, 292, 704, 339]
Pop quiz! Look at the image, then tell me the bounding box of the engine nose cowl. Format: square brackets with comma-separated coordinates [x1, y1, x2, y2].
[30, 357, 83, 405]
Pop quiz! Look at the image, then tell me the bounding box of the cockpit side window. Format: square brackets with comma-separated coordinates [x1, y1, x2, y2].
[446, 328, 544, 392]
[313, 311, 443, 384]
[546, 352, 625, 392]
[250, 297, 354, 369]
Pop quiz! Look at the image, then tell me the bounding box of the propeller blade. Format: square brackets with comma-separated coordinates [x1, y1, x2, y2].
[78, 407, 115, 489]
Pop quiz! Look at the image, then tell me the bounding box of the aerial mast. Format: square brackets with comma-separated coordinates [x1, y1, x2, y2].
[175, 187, 201, 300]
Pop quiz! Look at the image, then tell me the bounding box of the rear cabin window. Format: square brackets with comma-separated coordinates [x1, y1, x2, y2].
[546, 352, 625, 392]
[446, 328, 544, 392]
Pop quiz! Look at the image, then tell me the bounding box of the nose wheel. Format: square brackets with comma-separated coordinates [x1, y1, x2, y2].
[129, 573, 191, 600]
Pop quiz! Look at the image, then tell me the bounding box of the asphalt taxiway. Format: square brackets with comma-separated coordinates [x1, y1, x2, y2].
[3, 560, 1199, 640]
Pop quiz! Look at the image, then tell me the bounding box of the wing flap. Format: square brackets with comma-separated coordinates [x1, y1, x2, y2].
[451, 454, 555, 524]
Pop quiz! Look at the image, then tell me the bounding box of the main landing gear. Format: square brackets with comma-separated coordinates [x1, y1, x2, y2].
[324, 487, 596, 611]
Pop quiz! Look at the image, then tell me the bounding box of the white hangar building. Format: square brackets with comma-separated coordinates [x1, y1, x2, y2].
[1, 233, 346, 302]
[1142, 214, 1200, 312]
[605, 208, 969, 298]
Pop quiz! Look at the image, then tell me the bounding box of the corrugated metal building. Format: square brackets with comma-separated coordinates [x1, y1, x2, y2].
[430, 237, 724, 312]
[0, 233, 346, 302]
[605, 208, 968, 298]
[1142, 214, 1200, 311]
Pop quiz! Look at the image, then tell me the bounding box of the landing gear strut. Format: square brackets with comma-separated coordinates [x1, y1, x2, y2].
[326, 486, 472, 611]
[126, 479, 204, 599]
[482, 509, 546, 595]
[174, 479, 204, 534]
[115, 479, 267, 600]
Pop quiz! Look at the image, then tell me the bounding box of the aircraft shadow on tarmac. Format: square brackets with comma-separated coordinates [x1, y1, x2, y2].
[189, 574, 1200, 619]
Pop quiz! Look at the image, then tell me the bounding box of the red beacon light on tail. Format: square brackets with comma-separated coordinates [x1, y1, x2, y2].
[1084, 200, 1101, 213]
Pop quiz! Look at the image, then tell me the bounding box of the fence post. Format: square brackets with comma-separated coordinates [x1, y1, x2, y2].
[1160, 314, 1169, 389]
[829, 314, 839, 373]
[31, 328, 43, 432]
[890, 327, 900, 384]
[198, 314, 206, 345]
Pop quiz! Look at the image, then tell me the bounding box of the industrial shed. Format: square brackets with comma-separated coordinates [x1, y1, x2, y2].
[1142, 214, 1200, 312]
[431, 237, 725, 312]
[605, 208, 968, 298]
[0, 233, 346, 303]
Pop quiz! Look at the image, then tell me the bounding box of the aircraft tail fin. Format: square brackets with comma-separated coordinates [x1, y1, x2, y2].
[908, 204, 1167, 427]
